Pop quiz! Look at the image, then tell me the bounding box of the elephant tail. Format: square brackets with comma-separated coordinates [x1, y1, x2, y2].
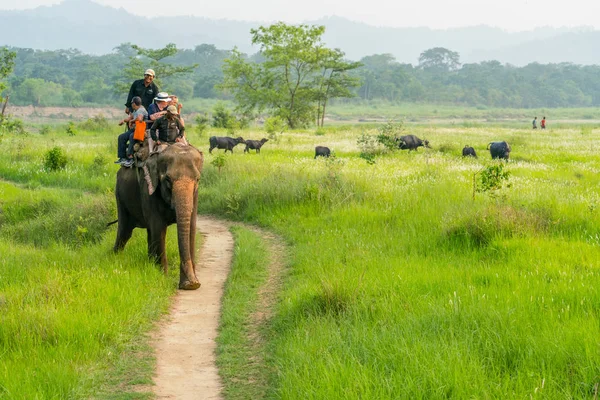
[106, 219, 118, 227]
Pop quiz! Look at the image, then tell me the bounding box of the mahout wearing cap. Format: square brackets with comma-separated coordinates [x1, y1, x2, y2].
[166, 105, 179, 114]
[144, 69, 155, 77]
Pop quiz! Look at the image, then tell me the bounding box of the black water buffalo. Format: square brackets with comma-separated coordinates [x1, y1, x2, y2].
[462, 145, 477, 157]
[314, 146, 331, 158]
[487, 141, 511, 160]
[244, 138, 269, 153]
[209, 136, 245, 154]
[398, 135, 430, 151]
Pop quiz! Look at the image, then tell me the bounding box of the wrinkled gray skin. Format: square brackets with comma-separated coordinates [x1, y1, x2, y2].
[462, 145, 477, 158]
[244, 138, 269, 153]
[114, 143, 204, 290]
[314, 146, 331, 158]
[398, 135, 430, 151]
[488, 141, 511, 160]
[209, 136, 245, 154]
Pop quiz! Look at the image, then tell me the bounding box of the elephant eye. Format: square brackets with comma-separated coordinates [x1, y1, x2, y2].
[164, 175, 172, 189]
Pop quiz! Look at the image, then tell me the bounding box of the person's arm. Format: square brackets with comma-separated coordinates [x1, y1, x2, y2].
[149, 106, 167, 121]
[124, 81, 136, 114]
[150, 119, 159, 142]
[119, 114, 133, 126]
[178, 118, 185, 137]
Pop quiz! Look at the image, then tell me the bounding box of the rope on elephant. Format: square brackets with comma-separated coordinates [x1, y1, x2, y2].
[142, 164, 156, 195]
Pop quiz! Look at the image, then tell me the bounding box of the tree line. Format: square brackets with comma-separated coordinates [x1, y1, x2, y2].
[1, 25, 600, 115]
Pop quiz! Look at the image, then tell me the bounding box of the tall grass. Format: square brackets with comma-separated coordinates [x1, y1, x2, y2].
[1, 119, 600, 398]
[198, 124, 600, 398]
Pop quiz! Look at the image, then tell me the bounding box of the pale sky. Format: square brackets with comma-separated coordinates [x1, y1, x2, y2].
[1, 0, 599, 32]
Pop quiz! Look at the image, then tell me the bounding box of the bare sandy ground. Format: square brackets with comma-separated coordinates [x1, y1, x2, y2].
[151, 216, 232, 400]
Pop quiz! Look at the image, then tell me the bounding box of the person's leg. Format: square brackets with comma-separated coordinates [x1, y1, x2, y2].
[127, 131, 136, 158]
[117, 131, 130, 160]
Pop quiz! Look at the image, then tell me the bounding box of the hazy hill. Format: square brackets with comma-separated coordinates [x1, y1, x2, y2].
[1, 0, 599, 65]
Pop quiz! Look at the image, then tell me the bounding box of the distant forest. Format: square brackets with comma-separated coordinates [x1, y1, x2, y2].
[4, 44, 600, 109]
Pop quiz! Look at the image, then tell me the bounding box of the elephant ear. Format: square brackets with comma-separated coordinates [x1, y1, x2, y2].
[142, 154, 160, 196]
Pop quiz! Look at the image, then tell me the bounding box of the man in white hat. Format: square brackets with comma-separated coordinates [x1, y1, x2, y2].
[147, 92, 171, 122]
[124, 69, 159, 114]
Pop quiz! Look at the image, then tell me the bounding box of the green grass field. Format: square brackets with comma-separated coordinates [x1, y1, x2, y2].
[1, 113, 600, 398]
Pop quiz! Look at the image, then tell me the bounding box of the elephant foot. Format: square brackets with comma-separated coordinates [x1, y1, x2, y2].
[179, 279, 201, 290]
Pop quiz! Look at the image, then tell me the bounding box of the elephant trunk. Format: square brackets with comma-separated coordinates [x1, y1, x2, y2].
[172, 178, 200, 290]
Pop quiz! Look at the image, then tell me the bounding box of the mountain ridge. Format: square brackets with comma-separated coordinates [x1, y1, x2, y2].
[1, 0, 599, 65]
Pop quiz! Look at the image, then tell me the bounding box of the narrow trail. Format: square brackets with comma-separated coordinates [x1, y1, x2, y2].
[152, 216, 233, 400]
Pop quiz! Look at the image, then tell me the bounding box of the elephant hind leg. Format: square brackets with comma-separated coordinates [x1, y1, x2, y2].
[114, 219, 135, 252]
[148, 227, 168, 275]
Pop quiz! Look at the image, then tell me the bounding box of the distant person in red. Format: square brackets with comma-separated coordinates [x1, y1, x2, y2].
[541, 116, 546, 129]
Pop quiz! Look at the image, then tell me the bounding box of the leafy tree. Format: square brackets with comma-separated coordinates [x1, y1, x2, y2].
[314, 48, 361, 127]
[0, 47, 16, 114]
[113, 43, 198, 95]
[221, 23, 360, 128]
[418, 47, 461, 72]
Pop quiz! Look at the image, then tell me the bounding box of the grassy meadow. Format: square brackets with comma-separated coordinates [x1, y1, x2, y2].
[1, 112, 600, 398]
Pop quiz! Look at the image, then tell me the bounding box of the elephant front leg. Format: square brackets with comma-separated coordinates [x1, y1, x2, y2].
[179, 214, 200, 290]
[148, 227, 168, 274]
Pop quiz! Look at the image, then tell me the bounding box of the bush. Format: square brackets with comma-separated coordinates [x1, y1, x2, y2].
[376, 120, 404, 151]
[43, 146, 68, 171]
[195, 114, 210, 136]
[212, 103, 234, 129]
[475, 163, 511, 200]
[79, 114, 110, 132]
[89, 154, 107, 175]
[66, 122, 77, 136]
[264, 116, 287, 141]
[444, 205, 549, 247]
[0, 115, 26, 135]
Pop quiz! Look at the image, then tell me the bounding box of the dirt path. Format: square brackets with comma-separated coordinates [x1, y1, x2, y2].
[152, 216, 232, 400]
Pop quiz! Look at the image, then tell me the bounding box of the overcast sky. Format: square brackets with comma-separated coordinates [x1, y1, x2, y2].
[2, 0, 599, 32]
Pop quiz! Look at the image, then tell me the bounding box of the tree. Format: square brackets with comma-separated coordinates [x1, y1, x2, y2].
[314, 48, 361, 127]
[113, 43, 198, 95]
[418, 47, 461, 72]
[221, 23, 360, 128]
[0, 47, 16, 112]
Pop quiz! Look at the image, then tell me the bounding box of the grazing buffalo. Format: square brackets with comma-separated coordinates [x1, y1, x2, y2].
[398, 135, 430, 151]
[487, 141, 511, 160]
[462, 145, 477, 158]
[244, 138, 269, 154]
[209, 136, 245, 154]
[314, 146, 331, 158]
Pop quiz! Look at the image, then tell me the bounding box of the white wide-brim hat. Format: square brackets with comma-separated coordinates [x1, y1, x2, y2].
[154, 92, 170, 102]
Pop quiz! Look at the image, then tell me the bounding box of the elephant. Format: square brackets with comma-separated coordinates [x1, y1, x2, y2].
[113, 142, 204, 290]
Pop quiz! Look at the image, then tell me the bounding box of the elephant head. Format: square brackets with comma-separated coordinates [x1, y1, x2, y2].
[114, 142, 204, 290]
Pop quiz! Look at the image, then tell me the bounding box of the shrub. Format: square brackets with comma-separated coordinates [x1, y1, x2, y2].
[194, 114, 210, 136]
[0, 115, 26, 135]
[211, 154, 226, 174]
[264, 116, 287, 141]
[444, 205, 549, 248]
[357, 131, 385, 164]
[212, 103, 234, 129]
[89, 154, 107, 175]
[39, 125, 51, 135]
[66, 122, 77, 136]
[78, 114, 110, 132]
[475, 163, 511, 200]
[43, 146, 68, 171]
[376, 120, 404, 151]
